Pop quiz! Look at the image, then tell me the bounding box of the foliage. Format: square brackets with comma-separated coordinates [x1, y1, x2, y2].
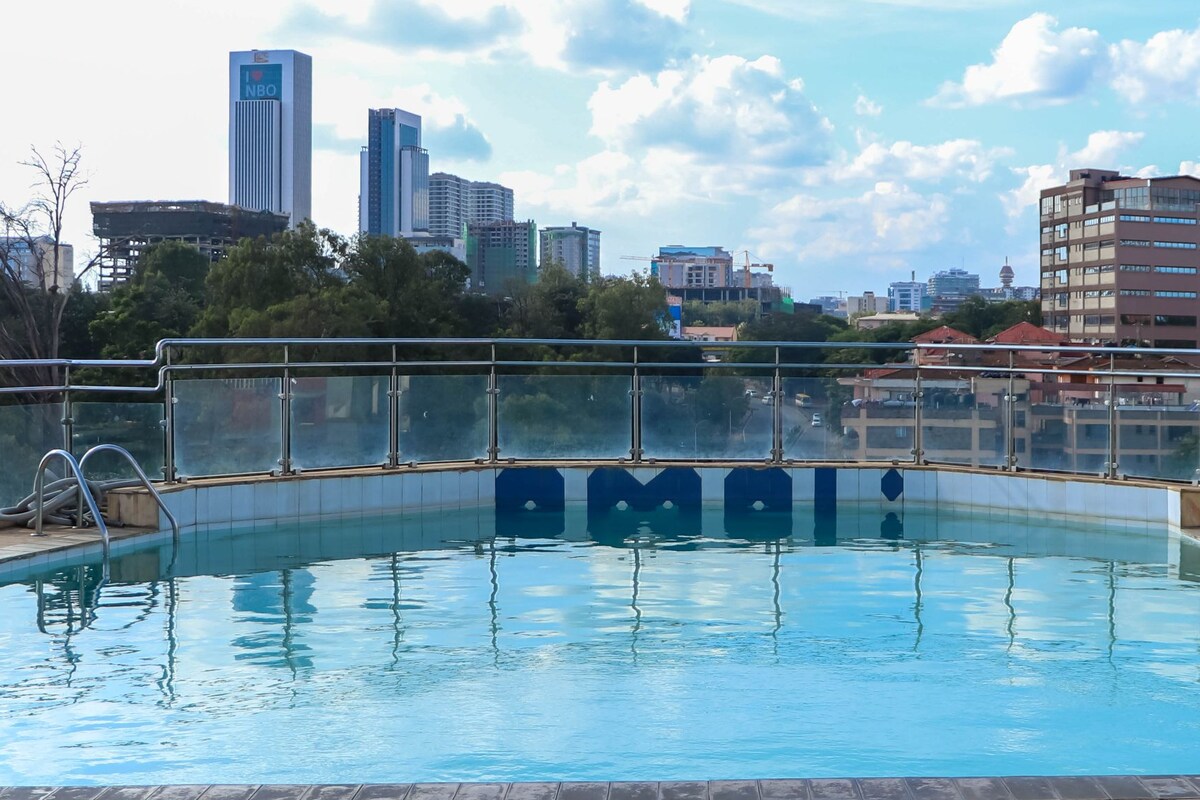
[578, 272, 670, 341]
[941, 297, 1041, 340]
[89, 242, 210, 358]
[682, 299, 759, 327]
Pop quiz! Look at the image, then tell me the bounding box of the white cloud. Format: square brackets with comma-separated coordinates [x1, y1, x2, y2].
[825, 138, 1011, 184]
[999, 130, 1144, 221]
[854, 94, 883, 116]
[589, 54, 833, 166]
[930, 13, 1106, 107]
[749, 182, 950, 263]
[635, 0, 691, 21]
[1180, 161, 1200, 178]
[1110, 27, 1200, 103]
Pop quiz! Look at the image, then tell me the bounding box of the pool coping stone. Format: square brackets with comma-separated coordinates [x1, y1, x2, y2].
[2, 779, 1199, 800]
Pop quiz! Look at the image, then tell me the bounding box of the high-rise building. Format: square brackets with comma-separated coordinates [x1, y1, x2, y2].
[847, 292, 885, 316]
[1041, 168, 1200, 346]
[91, 201, 289, 291]
[0, 236, 73, 290]
[429, 173, 514, 238]
[653, 246, 734, 288]
[359, 108, 429, 237]
[888, 281, 927, 312]
[466, 220, 537, 294]
[470, 182, 514, 226]
[540, 222, 600, 280]
[928, 267, 980, 299]
[228, 49, 311, 227]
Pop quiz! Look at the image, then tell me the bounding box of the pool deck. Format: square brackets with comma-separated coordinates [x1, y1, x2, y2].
[2, 779, 1199, 800]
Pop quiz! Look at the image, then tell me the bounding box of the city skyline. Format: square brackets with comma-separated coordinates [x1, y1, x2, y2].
[5, 2, 1200, 293]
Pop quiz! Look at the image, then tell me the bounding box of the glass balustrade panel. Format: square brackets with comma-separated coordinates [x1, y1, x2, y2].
[398, 375, 488, 462]
[291, 376, 390, 470]
[498, 375, 631, 460]
[642, 375, 773, 460]
[174, 378, 282, 477]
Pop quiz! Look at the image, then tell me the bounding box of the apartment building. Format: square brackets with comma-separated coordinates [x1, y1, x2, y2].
[1040, 169, 1200, 347]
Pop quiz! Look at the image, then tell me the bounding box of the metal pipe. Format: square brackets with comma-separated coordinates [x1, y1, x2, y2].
[388, 344, 400, 469]
[79, 444, 180, 547]
[163, 347, 175, 482]
[1006, 350, 1017, 471]
[1107, 353, 1118, 480]
[913, 362, 924, 465]
[488, 343, 499, 463]
[32, 449, 108, 553]
[771, 346, 783, 463]
[631, 346, 642, 462]
[62, 365, 73, 456]
[280, 345, 292, 475]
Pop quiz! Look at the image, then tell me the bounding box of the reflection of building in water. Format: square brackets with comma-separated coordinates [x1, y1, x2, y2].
[231, 569, 316, 670]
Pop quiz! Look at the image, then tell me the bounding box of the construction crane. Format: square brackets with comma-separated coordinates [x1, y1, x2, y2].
[729, 251, 774, 289]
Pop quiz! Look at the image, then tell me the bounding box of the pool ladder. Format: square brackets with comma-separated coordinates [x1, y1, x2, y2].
[31, 444, 181, 556]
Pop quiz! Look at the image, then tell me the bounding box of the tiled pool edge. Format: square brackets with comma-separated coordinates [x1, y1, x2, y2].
[3, 776, 1200, 800]
[3, 464, 1199, 577]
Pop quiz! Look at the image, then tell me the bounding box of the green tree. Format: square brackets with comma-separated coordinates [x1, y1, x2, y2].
[682, 299, 759, 327]
[941, 297, 1041, 340]
[90, 242, 210, 358]
[194, 221, 346, 338]
[500, 261, 587, 339]
[578, 272, 669, 341]
[342, 235, 471, 337]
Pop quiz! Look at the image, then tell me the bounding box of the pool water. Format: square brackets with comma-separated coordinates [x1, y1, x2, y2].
[1, 505, 1200, 785]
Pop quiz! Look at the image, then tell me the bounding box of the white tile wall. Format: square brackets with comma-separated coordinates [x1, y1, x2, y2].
[701, 467, 728, 502]
[791, 468, 815, 503]
[563, 468, 589, 502]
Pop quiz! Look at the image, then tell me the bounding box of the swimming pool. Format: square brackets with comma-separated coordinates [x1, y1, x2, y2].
[1, 504, 1199, 786]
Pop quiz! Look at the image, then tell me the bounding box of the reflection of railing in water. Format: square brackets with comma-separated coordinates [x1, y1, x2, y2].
[3, 337, 1200, 485]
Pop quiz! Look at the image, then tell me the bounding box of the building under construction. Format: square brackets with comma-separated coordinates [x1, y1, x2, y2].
[91, 201, 289, 291]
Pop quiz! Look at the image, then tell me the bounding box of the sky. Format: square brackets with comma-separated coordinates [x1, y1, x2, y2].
[4, 0, 1200, 297]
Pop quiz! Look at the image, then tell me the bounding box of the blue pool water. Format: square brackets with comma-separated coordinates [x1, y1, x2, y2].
[1, 505, 1200, 785]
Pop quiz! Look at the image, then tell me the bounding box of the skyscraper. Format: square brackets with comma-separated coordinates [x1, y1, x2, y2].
[429, 173, 514, 238]
[228, 49, 311, 227]
[540, 222, 601, 280]
[359, 108, 430, 238]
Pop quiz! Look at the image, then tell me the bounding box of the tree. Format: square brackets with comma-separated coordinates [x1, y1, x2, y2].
[89, 242, 210, 358]
[194, 221, 346, 338]
[578, 272, 670, 341]
[500, 261, 587, 339]
[0, 144, 109, 391]
[682, 299, 759, 327]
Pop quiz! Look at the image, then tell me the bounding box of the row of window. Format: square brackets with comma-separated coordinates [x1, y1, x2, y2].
[1120, 314, 1199, 327]
[1116, 214, 1198, 225]
[1158, 290, 1198, 298]
[1120, 264, 1198, 274]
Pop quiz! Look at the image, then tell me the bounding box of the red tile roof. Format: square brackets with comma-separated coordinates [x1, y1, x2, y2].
[910, 325, 978, 345]
[987, 321, 1070, 346]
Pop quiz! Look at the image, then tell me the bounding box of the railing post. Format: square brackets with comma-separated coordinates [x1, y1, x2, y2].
[280, 344, 293, 475]
[61, 364, 73, 455]
[164, 348, 176, 482]
[1106, 353, 1118, 479]
[1005, 349, 1017, 471]
[487, 343, 499, 463]
[771, 346, 783, 463]
[912, 362, 924, 465]
[388, 344, 400, 469]
[631, 345, 643, 462]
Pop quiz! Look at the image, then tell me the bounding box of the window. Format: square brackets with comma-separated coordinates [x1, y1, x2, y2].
[1154, 241, 1198, 249]
[1156, 291, 1198, 299]
[1121, 239, 1152, 247]
[1085, 315, 1101, 326]
[1120, 214, 1151, 222]
[1154, 266, 1198, 274]
[1154, 315, 1198, 326]
[1121, 289, 1151, 296]
[1083, 290, 1114, 298]
[1055, 246, 1068, 260]
[1121, 314, 1152, 325]
[1153, 216, 1197, 225]
[1054, 223, 1069, 237]
[1120, 264, 1152, 272]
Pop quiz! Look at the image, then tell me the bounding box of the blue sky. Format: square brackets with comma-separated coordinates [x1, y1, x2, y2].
[4, 0, 1200, 297]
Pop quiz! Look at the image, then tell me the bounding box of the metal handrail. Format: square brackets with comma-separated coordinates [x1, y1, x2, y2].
[32, 449, 109, 552]
[79, 444, 180, 546]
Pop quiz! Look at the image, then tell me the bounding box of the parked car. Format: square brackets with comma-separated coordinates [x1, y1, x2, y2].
[811, 413, 823, 427]
[761, 394, 773, 405]
[744, 389, 758, 398]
